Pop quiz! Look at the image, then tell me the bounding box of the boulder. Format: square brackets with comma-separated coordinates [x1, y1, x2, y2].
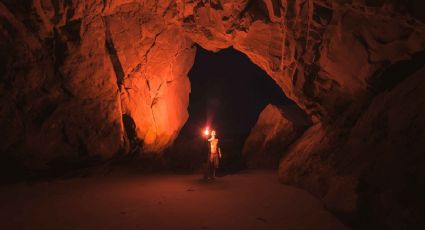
[243, 104, 310, 168]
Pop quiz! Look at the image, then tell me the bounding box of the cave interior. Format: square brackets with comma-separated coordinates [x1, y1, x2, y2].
[1, 0, 425, 229]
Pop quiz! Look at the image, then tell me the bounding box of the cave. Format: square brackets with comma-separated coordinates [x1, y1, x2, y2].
[1, 1, 425, 229]
[166, 46, 295, 173]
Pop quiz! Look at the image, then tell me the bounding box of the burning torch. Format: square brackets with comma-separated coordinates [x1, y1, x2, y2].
[202, 127, 210, 138]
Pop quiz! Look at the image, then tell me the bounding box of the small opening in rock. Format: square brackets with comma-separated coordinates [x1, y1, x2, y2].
[166, 46, 294, 173]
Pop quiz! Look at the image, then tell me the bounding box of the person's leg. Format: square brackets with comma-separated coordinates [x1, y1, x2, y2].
[208, 160, 215, 180]
[212, 156, 219, 179]
[205, 160, 210, 180]
[203, 162, 209, 180]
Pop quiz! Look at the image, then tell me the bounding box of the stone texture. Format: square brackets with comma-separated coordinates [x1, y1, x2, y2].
[279, 66, 425, 228]
[0, 0, 196, 171]
[1, 0, 425, 228]
[102, 3, 196, 153]
[242, 104, 310, 168]
[0, 2, 125, 170]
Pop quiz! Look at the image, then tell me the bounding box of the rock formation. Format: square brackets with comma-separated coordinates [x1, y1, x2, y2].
[1, 0, 425, 228]
[279, 65, 425, 228]
[242, 104, 310, 168]
[0, 0, 196, 171]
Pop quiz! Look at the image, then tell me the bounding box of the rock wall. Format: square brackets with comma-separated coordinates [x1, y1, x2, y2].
[242, 104, 310, 168]
[104, 3, 196, 153]
[279, 66, 425, 228]
[1, 0, 425, 228]
[0, 0, 196, 170]
[182, 0, 425, 121]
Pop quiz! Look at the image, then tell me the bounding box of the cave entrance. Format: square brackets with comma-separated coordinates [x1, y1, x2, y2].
[166, 46, 293, 173]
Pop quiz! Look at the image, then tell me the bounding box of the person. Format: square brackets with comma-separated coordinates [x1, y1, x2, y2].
[205, 130, 222, 180]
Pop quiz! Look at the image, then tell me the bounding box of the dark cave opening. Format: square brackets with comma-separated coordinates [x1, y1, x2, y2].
[166, 46, 293, 173]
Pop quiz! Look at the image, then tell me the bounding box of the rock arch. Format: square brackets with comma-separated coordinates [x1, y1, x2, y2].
[1, 1, 425, 227]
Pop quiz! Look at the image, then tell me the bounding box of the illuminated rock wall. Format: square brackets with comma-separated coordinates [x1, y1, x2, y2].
[1, 1, 425, 227]
[0, 0, 196, 169]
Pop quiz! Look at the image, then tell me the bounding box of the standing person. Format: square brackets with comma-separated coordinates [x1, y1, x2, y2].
[206, 130, 222, 180]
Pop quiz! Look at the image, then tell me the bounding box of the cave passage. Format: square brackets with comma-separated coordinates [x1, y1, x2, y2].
[167, 46, 292, 172]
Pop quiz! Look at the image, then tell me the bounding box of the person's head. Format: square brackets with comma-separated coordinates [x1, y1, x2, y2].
[211, 130, 216, 137]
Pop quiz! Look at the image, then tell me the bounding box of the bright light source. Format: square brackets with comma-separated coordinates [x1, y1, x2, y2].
[203, 128, 210, 136]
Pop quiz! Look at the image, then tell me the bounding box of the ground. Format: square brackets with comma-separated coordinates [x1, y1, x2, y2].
[0, 170, 347, 230]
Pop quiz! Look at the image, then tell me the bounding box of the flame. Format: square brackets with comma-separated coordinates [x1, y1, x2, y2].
[203, 128, 210, 136]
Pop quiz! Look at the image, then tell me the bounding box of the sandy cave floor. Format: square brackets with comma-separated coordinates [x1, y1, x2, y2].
[0, 170, 348, 230]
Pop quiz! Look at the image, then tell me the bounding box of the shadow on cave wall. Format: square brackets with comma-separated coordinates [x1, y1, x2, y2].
[164, 46, 294, 174]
